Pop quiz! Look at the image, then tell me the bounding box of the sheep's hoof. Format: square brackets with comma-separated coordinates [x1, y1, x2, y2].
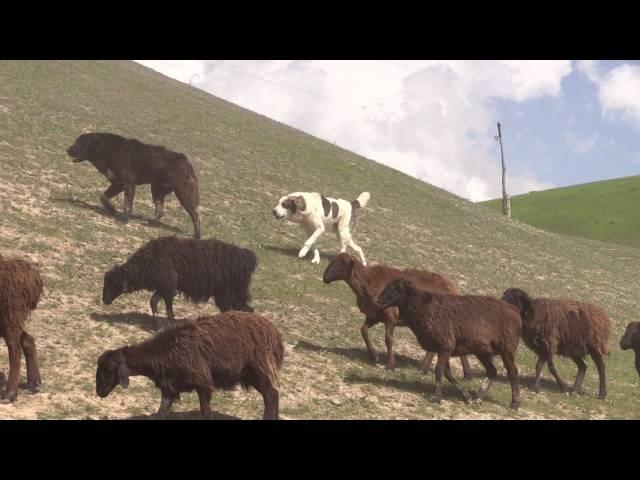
[532, 384, 541, 394]
[0, 390, 17, 404]
[24, 381, 41, 394]
[429, 395, 442, 405]
[598, 393, 607, 400]
[569, 387, 584, 396]
[509, 400, 520, 411]
[385, 362, 395, 371]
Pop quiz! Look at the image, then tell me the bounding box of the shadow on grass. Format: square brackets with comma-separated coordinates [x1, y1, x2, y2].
[127, 410, 241, 420]
[90, 311, 162, 332]
[51, 196, 184, 235]
[261, 244, 339, 263]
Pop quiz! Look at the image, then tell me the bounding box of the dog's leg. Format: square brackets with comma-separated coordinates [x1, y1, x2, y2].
[347, 237, 366, 266]
[122, 183, 135, 223]
[299, 222, 325, 260]
[311, 249, 320, 264]
[101, 183, 124, 215]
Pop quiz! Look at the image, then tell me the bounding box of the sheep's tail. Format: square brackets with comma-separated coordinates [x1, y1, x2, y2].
[352, 192, 370, 209]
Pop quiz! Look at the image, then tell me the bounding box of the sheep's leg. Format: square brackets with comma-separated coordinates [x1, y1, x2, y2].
[460, 355, 473, 380]
[635, 350, 640, 379]
[196, 387, 213, 419]
[101, 182, 124, 215]
[444, 361, 472, 404]
[383, 320, 396, 371]
[533, 356, 546, 393]
[430, 351, 450, 404]
[360, 320, 378, 363]
[174, 181, 201, 239]
[500, 350, 521, 410]
[20, 331, 41, 393]
[156, 390, 176, 418]
[570, 355, 588, 395]
[122, 183, 135, 223]
[150, 291, 163, 330]
[546, 354, 570, 394]
[164, 295, 176, 324]
[1, 329, 23, 403]
[475, 353, 498, 401]
[420, 351, 436, 374]
[589, 349, 607, 400]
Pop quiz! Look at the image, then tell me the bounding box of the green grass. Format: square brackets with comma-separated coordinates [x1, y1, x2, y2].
[480, 176, 640, 249]
[1, 60, 639, 419]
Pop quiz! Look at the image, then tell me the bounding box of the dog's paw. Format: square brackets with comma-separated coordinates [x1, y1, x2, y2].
[311, 256, 320, 264]
[298, 246, 310, 258]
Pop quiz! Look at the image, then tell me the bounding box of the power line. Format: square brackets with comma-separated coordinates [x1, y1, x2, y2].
[201, 61, 496, 138]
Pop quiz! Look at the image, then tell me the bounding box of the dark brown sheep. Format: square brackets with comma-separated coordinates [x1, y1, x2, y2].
[67, 132, 201, 238]
[378, 279, 522, 410]
[620, 322, 640, 378]
[0, 257, 43, 403]
[502, 288, 610, 399]
[102, 236, 257, 329]
[323, 253, 471, 377]
[96, 311, 284, 419]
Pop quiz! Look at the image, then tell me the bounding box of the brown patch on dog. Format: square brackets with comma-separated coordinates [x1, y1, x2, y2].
[283, 195, 306, 214]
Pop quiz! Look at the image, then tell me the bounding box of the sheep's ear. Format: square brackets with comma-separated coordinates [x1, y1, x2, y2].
[121, 276, 128, 292]
[118, 360, 130, 389]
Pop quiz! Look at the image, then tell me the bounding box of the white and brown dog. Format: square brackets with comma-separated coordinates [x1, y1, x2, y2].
[272, 191, 370, 265]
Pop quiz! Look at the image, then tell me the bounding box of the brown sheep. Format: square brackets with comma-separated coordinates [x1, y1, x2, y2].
[620, 322, 640, 378]
[322, 253, 471, 377]
[0, 257, 43, 403]
[102, 236, 257, 330]
[67, 132, 201, 238]
[96, 311, 284, 419]
[378, 279, 522, 410]
[502, 288, 610, 399]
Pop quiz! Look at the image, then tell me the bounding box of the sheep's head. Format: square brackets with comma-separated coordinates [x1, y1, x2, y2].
[103, 265, 127, 305]
[323, 253, 357, 284]
[502, 288, 534, 321]
[96, 349, 129, 398]
[620, 322, 640, 350]
[377, 278, 411, 310]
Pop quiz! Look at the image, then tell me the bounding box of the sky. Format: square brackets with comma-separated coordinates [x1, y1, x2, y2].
[136, 60, 640, 202]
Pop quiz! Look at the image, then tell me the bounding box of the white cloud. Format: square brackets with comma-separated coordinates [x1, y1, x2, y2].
[136, 60, 569, 201]
[565, 132, 599, 154]
[579, 61, 640, 129]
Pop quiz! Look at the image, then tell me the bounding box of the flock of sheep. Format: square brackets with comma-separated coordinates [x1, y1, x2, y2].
[1, 131, 639, 420]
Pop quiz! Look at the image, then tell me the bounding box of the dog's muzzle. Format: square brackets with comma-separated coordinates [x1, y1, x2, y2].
[273, 210, 284, 219]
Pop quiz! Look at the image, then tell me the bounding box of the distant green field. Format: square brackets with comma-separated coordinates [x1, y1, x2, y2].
[1, 61, 640, 420]
[481, 176, 640, 249]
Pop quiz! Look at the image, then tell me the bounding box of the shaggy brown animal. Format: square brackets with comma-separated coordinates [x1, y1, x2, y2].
[103, 236, 257, 330]
[96, 311, 284, 419]
[323, 253, 471, 376]
[67, 132, 201, 238]
[0, 257, 43, 403]
[378, 279, 522, 410]
[620, 322, 640, 378]
[502, 288, 610, 399]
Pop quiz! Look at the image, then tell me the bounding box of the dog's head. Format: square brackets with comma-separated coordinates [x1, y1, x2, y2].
[273, 194, 306, 219]
[67, 133, 105, 163]
[96, 349, 129, 398]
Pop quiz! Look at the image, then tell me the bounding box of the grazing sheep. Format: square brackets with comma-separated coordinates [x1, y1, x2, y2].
[103, 236, 257, 330]
[502, 288, 610, 399]
[323, 253, 471, 377]
[620, 322, 640, 378]
[378, 279, 522, 410]
[96, 311, 284, 419]
[0, 257, 43, 403]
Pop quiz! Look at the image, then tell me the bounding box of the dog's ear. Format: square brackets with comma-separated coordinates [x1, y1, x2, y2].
[116, 352, 130, 389]
[283, 196, 306, 213]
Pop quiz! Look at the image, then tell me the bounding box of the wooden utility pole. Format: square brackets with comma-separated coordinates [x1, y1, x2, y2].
[496, 121, 511, 219]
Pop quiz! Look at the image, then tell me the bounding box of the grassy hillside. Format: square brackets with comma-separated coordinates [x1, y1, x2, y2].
[1, 60, 639, 420]
[481, 176, 640, 249]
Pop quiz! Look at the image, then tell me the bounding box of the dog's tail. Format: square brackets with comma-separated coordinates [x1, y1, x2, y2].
[352, 192, 370, 209]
